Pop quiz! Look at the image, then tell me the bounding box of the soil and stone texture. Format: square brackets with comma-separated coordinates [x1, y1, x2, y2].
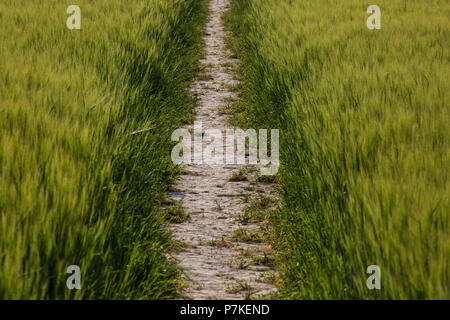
[169, 0, 277, 300]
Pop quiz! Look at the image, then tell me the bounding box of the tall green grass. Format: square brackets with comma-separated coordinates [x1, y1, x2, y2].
[0, 0, 207, 299]
[227, 0, 449, 299]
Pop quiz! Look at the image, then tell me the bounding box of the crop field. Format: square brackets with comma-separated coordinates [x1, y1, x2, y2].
[0, 0, 206, 299]
[0, 0, 448, 302]
[227, 0, 449, 299]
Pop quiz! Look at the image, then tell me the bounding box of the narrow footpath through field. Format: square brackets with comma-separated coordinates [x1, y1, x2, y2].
[169, 0, 277, 300]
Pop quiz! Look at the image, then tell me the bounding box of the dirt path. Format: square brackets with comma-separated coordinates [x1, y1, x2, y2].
[168, 0, 276, 300]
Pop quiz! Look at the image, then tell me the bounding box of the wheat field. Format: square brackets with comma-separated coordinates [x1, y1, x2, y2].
[227, 0, 449, 299]
[0, 0, 448, 300]
[0, 0, 206, 299]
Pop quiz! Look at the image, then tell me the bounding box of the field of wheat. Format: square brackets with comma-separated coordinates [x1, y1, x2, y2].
[0, 0, 206, 299]
[227, 0, 449, 299]
[0, 0, 448, 301]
